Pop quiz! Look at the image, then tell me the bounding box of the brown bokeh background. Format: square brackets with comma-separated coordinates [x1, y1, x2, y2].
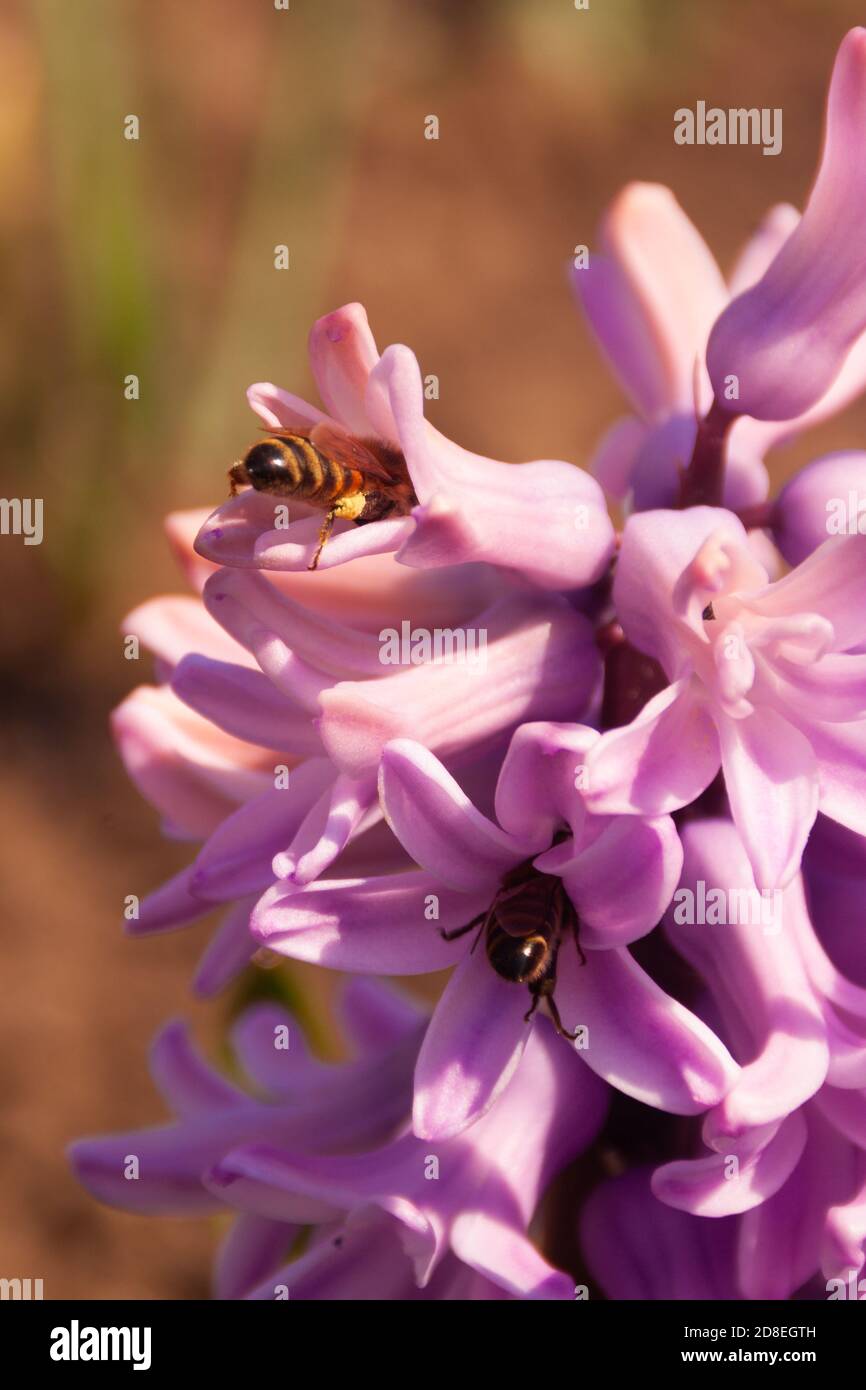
[2, 0, 865, 1299]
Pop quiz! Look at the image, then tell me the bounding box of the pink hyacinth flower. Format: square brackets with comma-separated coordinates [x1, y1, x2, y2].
[574, 185, 866, 513]
[195, 303, 615, 590]
[583, 507, 866, 889]
[207, 1016, 609, 1301]
[707, 29, 866, 422]
[253, 724, 736, 1140]
[653, 819, 866, 1300]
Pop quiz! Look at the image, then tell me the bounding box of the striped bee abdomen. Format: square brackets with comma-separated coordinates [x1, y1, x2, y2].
[242, 436, 363, 503]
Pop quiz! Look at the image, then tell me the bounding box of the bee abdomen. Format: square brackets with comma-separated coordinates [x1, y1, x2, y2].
[486, 923, 550, 984]
[293, 437, 365, 503]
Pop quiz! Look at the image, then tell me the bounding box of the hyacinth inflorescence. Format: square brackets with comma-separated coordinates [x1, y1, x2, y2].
[72, 30, 866, 1301]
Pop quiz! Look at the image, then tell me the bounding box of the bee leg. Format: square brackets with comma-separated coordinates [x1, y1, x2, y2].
[439, 910, 486, 943]
[545, 991, 582, 1043]
[308, 509, 337, 571]
[523, 991, 542, 1027]
[571, 916, 587, 967]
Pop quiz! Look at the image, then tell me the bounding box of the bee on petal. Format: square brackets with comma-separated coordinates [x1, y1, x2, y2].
[228, 422, 418, 569]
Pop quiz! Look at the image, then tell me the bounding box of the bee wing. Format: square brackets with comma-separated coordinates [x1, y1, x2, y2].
[307, 422, 395, 485]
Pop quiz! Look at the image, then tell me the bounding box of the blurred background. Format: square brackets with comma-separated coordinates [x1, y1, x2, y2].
[2, 0, 865, 1299]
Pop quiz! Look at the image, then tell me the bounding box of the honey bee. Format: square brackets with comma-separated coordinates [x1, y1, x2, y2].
[440, 859, 586, 1040]
[228, 423, 418, 570]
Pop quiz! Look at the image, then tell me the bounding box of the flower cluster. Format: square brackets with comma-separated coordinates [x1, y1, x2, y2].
[73, 30, 866, 1300]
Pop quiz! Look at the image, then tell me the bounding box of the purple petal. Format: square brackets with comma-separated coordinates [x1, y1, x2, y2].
[276, 773, 378, 885]
[370, 344, 615, 589]
[583, 680, 720, 816]
[494, 721, 598, 843]
[714, 705, 818, 890]
[561, 813, 683, 949]
[379, 740, 526, 890]
[412, 946, 532, 1140]
[707, 29, 866, 419]
[751, 533, 866, 653]
[554, 936, 738, 1113]
[581, 1168, 741, 1299]
[450, 1213, 574, 1300]
[133, 864, 211, 936]
[112, 687, 265, 839]
[192, 898, 259, 997]
[252, 871, 487, 974]
[213, 1214, 298, 1301]
[202, 568, 385, 679]
[614, 506, 750, 673]
[307, 303, 380, 435]
[652, 1112, 807, 1216]
[247, 382, 332, 432]
[589, 416, 648, 499]
[573, 182, 726, 418]
[171, 653, 321, 755]
[319, 594, 601, 780]
[774, 451, 866, 567]
[191, 761, 335, 901]
[149, 1020, 246, 1115]
[337, 978, 427, 1056]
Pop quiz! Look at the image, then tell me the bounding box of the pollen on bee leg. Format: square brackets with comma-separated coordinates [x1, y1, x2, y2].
[332, 492, 367, 521]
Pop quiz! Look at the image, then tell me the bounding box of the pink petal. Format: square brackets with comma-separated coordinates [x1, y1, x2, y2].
[822, 1168, 866, 1283]
[165, 508, 220, 591]
[554, 937, 738, 1114]
[726, 202, 800, 296]
[707, 29, 866, 420]
[574, 183, 727, 418]
[494, 721, 598, 843]
[112, 687, 268, 839]
[123, 594, 247, 670]
[213, 1213, 298, 1301]
[412, 946, 532, 1140]
[192, 897, 259, 997]
[714, 705, 818, 890]
[319, 594, 600, 781]
[450, 1213, 573, 1300]
[738, 1109, 858, 1299]
[378, 740, 526, 891]
[337, 978, 427, 1057]
[191, 760, 336, 901]
[749, 533, 866, 653]
[171, 653, 321, 756]
[371, 344, 615, 589]
[148, 1019, 246, 1116]
[307, 303, 381, 435]
[276, 773, 379, 885]
[802, 716, 866, 836]
[773, 450, 866, 567]
[202, 568, 385, 679]
[562, 813, 683, 949]
[254, 514, 413, 573]
[246, 381, 332, 432]
[652, 1112, 807, 1216]
[614, 506, 750, 673]
[588, 416, 648, 499]
[252, 871, 488, 974]
[769, 651, 866, 723]
[583, 680, 720, 816]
